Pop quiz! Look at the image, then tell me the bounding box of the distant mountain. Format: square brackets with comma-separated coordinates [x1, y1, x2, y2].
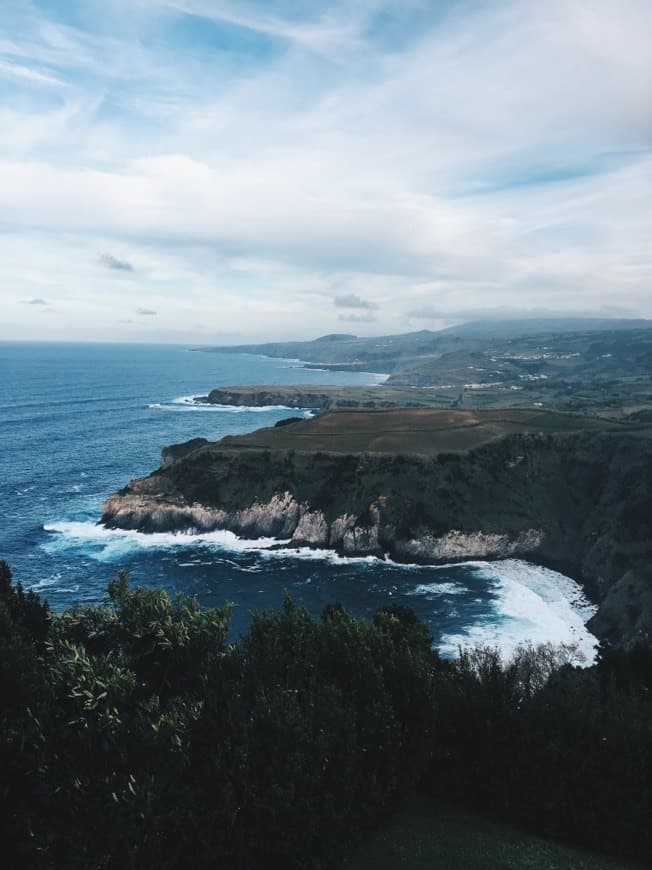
[442, 317, 651, 337]
[313, 333, 357, 342]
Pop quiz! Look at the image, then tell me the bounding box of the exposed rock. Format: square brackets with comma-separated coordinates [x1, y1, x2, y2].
[292, 509, 329, 545]
[394, 529, 544, 562]
[234, 493, 300, 538]
[329, 514, 357, 548]
[204, 387, 330, 409]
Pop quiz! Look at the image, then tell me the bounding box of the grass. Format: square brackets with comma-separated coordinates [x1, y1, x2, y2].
[217, 407, 627, 456]
[344, 798, 642, 870]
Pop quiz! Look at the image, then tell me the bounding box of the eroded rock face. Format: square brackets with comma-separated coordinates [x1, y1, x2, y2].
[102, 485, 299, 538]
[102, 482, 543, 562]
[101, 486, 228, 533]
[235, 493, 300, 538]
[292, 509, 329, 545]
[394, 529, 544, 562]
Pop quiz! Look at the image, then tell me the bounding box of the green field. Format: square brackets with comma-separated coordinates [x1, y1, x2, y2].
[345, 799, 643, 870]
[217, 407, 629, 456]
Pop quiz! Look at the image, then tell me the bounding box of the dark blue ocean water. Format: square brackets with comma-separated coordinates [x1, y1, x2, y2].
[0, 342, 597, 657]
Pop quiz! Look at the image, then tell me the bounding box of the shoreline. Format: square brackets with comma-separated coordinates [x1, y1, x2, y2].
[97, 512, 597, 606]
[43, 519, 599, 662]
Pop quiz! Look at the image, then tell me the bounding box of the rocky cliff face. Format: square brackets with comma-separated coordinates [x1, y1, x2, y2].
[199, 388, 330, 409]
[102, 430, 652, 647]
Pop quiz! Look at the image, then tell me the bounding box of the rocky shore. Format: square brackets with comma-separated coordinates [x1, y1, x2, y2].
[102, 423, 652, 647]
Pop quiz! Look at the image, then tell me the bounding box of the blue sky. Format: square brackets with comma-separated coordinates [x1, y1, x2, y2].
[1, 0, 650, 342]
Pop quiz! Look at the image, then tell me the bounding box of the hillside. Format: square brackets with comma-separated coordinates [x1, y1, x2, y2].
[197, 321, 652, 417]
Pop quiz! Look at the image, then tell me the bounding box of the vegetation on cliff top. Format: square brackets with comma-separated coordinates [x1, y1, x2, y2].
[212, 407, 628, 455]
[1, 562, 650, 869]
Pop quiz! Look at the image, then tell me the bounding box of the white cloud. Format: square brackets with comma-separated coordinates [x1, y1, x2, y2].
[0, 0, 650, 341]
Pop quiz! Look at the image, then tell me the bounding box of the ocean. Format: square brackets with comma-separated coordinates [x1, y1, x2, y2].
[0, 341, 597, 660]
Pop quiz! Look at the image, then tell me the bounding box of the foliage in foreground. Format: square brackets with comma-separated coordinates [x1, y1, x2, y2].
[0, 564, 433, 869]
[0, 560, 651, 869]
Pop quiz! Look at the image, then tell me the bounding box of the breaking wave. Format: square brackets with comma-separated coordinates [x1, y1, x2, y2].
[148, 396, 313, 414]
[439, 559, 598, 663]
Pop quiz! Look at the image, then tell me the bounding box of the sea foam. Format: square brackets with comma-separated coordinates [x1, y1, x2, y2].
[43, 521, 288, 562]
[148, 396, 313, 415]
[439, 559, 598, 664]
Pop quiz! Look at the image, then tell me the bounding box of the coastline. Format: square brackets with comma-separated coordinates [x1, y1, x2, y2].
[99, 414, 652, 648]
[44, 519, 599, 662]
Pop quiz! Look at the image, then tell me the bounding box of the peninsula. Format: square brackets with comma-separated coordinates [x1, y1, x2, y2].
[102, 407, 652, 648]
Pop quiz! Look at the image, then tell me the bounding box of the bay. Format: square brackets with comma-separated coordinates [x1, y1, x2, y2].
[0, 341, 597, 659]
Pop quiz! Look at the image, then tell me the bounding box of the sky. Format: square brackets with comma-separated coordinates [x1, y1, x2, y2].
[0, 0, 650, 343]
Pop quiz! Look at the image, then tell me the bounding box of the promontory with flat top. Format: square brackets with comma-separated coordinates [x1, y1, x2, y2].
[102, 406, 652, 648]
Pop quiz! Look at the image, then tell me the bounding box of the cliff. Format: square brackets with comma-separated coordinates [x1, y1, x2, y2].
[194, 385, 454, 410]
[101, 411, 652, 648]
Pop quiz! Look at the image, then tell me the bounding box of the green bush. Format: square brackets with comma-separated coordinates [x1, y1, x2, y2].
[0, 573, 435, 870]
[1, 564, 649, 868]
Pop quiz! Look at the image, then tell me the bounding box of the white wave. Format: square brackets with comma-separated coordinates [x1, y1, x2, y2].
[257, 545, 390, 567]
[15, 485, 37, 495]
[174, 395, 204, 404]
[439, 559, 598, 664]
[27, 573, 62, 591]
[149, 396, 312, 415]
[42, 521, 433, 569]
[43, 521, 289, 562]
[406, 581, 464, 597]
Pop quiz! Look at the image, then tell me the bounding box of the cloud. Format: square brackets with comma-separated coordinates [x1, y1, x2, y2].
[333, 293, 378, 310]
[339, 312, 377, 323]
[22, 297, 48, 305]
[136, 307, 157, 315]
[0, 58, 66, 88]
[161, 0, 365, 58]
[1, 0, 651, 342]
[100, 253, 134, 272]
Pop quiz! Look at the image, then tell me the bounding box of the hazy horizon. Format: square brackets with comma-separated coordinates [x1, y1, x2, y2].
[1, 0, 650, 343]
